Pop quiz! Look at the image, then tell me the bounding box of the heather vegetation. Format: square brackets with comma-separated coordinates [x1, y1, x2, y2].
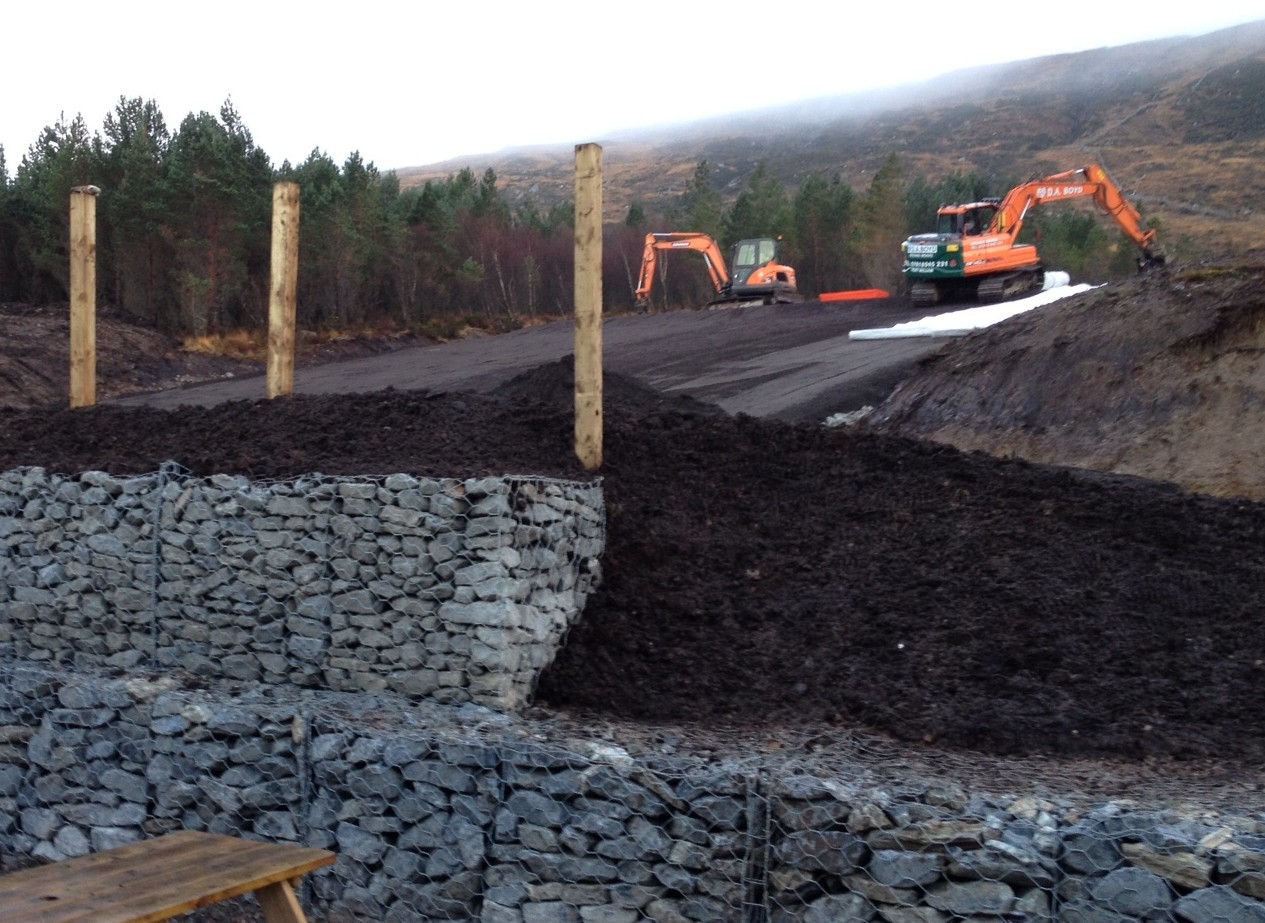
[0, 97, 1151, 337]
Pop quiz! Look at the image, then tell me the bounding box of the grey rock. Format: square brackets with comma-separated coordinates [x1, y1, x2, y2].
[523, 902, 581, 923]
[92, 826, 142, 851]
[804, 892, 878, 923]
[21, 807, 59, 839]
[508, 790, 567, 827]
[1063, 825, 1122, 875]
[1174, 884, 1265, 923]
[774, 830, 868, 874]
[869, 848, 943, 887]
[53, 824, 91, 857]
[336, 820, 389, 864]
[99, 768, 147, 803]
[1088, 866, 1173, 917]
[925, 880, 1015, 916]
[1059, 898, 1134, 923]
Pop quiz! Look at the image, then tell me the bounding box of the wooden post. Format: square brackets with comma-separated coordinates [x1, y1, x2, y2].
[573, 143, 603, 471]
[69, 185, 100, 408]
[267, 181, 301, 399]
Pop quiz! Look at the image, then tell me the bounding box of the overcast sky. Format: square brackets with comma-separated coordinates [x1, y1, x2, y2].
[4, 2, 1262, 176]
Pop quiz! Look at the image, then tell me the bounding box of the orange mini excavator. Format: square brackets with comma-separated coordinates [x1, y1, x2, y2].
[900, 164, 1165, 307]
[634, 232, 801, 309]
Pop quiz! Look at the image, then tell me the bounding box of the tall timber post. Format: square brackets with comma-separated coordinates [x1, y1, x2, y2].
[573, 143, 603, 471]
[69, 185, 100, 409]
[267, 181, 301, 399]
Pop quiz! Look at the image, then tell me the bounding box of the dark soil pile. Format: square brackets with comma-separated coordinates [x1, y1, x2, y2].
[3, 358, 1265, 767]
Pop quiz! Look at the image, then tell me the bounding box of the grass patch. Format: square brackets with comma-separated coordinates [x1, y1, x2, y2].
[1181, 266, 1264, 283]
[181, 330, 265, 361]
[178, 313, 546, 359]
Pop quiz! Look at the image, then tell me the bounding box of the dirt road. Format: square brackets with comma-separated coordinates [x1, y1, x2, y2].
[111, 299, 943, 420]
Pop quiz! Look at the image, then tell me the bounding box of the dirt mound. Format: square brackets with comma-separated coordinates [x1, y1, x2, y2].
[0, 302, 447, 411]
[867, 265, 1265, 500]
[4, 354, 1265, 770]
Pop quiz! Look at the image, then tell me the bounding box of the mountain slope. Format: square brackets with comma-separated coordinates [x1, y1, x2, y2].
[397, 21, 1265, 260]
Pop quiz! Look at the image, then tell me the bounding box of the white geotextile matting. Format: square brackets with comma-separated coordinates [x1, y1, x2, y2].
[850, 273, 1095, 339]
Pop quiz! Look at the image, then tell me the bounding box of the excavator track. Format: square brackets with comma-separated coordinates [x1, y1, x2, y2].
[977, 270, 1042, 304]
[976, 277, 1006, 303]
[909, 281, 939, 309]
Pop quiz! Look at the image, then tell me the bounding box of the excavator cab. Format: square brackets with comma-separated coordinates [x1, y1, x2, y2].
[936, 203, 998, 237]
[730, 238, 781, 285]
[723, 237, 800, 305]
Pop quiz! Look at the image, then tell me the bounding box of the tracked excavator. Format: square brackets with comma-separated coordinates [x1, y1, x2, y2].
[900, 164, 1165, 307]
[634, 232, 801, 309]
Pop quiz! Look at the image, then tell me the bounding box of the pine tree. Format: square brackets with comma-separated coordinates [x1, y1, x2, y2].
[856, 153, 907, 292]
[288, 149, 344, 327]
[792, 174, 858, 294]
[163, 102, 271, 334]
[723, 162, 791, 246]
[0, 146, 15, 301]
[678, 161, 723, 239]
[9, 112, 96, 302]
[96, 97, 173, 325]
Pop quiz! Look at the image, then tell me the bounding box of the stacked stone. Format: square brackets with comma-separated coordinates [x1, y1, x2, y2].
[0, 667, 56, 857]
[304, 722, 503, 921]
[1, 667, 317, 870]
[764, 776, 1265, 922]
[1057, 804, 1265, 923]
[768, 776, 1057, 921]
[146, 690, 306, 848]
[483, 743, 751, 923]
[2, 665, 1265, 923]
[296, 723, 756, 922]
[154, 472, 328, 688]
[0, 466, 604, 712]
[0, 467, 162, 668]
[4, 668, 155, 862]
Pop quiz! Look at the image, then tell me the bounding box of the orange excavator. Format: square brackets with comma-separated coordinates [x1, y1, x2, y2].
[634, 232, 801, 309]
[900, 164, 1165, 307]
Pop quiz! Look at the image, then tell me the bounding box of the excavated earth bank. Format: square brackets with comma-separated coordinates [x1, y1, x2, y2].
[868, 265, 1265, 501]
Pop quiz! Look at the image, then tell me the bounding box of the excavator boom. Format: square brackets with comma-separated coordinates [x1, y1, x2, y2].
[987, 165, 1162, 260]
[635, 233, 731, 305]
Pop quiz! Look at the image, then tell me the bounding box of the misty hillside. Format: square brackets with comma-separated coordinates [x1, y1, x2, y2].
[397, 20, 1265, 259]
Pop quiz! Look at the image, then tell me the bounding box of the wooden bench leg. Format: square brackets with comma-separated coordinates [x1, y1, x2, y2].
[255, 880, 309, 923]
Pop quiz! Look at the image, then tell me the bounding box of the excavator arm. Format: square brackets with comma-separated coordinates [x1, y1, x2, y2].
[989, 165, 1165, 266]
[634, 232, 732, 306]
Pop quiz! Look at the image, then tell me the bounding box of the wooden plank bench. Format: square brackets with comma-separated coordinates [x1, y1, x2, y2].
[0, 829, 335, 923]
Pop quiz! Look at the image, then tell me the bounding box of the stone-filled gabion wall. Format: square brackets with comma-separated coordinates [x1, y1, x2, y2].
[0, 464, 604, 711]
[1, 665, 1263, 923]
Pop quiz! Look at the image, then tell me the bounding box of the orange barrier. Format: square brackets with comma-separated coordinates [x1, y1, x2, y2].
[820, 289, 890, 302]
